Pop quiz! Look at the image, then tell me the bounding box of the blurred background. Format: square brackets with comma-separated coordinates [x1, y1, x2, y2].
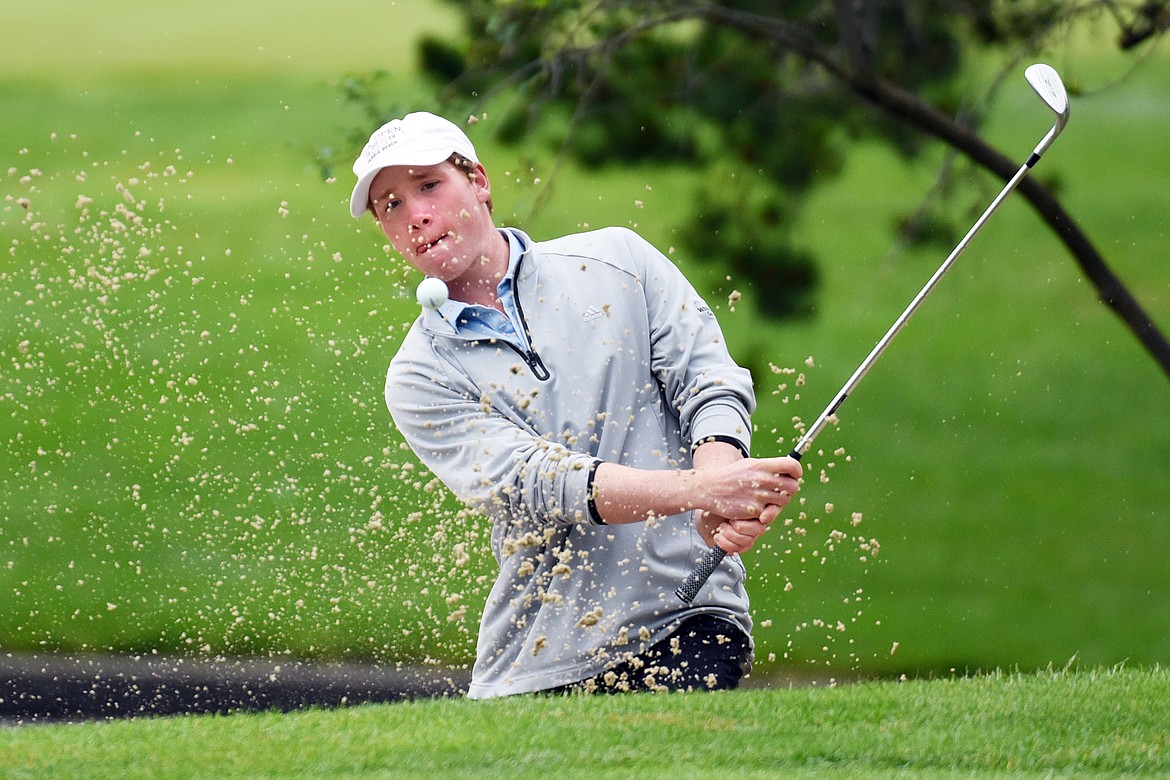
[2, 1, 1168, 684]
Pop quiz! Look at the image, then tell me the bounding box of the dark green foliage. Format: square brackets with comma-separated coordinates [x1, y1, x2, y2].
[682, 171, 820, 318]
[418, 35, 467, 85]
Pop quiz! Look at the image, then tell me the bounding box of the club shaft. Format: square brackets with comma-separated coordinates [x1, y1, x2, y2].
[676, 156, 1040, 605]
[791, 159, 1034, 457]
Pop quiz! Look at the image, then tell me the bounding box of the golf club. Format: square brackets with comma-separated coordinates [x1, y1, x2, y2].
[676, 63, 1070, 604]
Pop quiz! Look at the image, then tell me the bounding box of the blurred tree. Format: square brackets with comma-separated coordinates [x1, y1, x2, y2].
[347, 0, 1170, 376]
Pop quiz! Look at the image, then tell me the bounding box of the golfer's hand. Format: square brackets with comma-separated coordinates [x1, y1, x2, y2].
[694, 456, 802, 553]
[694, 509, 775, 554]
[699, 456, 802, 519]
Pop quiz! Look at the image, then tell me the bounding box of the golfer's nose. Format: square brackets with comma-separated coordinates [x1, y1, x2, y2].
[409, 209, 431, 231]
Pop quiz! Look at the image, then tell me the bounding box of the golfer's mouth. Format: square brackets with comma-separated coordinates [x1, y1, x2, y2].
[416, 234, 448, 255]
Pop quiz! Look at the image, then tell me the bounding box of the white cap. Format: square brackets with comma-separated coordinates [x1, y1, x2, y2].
[348, 112, 479, 218]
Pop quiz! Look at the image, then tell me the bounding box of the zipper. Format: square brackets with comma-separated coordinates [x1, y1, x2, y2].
[508, 252, 551, 381]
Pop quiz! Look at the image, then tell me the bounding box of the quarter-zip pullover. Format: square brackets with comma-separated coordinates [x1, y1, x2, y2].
[386, 226, 757, 697]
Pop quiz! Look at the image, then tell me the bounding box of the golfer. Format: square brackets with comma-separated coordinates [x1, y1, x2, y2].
[349, 112, 802, 698]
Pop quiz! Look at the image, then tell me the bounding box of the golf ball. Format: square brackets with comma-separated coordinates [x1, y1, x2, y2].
[416, 277, 449, 310]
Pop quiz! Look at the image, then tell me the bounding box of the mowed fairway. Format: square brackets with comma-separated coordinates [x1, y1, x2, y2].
[2, 668, 1168, 777]
[2, 0, 1170, 692]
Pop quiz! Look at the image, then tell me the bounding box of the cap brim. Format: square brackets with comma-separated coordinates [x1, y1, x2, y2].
[348, 147, 460, 219]
[349, 169, 381, 219]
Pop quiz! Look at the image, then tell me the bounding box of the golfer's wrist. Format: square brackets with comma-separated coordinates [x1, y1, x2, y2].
[684, 467, 725, 517]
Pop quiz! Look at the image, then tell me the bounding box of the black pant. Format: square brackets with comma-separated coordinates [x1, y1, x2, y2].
[545, 614, 751, 695]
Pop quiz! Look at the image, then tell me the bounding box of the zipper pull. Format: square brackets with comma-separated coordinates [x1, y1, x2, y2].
[527, 350, 551, 381]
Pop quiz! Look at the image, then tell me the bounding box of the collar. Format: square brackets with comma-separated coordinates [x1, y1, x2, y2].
[421, 227, 531, 333]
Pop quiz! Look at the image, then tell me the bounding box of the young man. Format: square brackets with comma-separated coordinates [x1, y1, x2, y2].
[349, 112, 802, 698]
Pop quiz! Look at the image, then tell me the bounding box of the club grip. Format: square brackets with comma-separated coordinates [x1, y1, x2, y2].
[675, 545, 727, 603]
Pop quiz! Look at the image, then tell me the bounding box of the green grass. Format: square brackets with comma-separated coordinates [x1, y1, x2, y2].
[1, 0, 459, 81]
[2, 668, 1168, 778]
[2, 2, 1169, 680]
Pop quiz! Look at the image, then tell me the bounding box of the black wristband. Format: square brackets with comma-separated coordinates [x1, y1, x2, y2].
[585, 459, 606, 525]
[691, 435, 749, 458]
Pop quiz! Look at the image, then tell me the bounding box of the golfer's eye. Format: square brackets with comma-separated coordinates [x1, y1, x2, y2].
[421, 180, 440, 192]
[383, 198, 401, 213]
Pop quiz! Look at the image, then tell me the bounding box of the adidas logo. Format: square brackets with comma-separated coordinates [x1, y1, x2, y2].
[582, 305, 605, 322]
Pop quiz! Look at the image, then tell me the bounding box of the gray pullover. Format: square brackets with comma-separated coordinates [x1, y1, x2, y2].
[385, 226, 757, 697]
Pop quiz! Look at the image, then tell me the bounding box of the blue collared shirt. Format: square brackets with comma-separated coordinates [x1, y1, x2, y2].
[429, 228, 529, 351]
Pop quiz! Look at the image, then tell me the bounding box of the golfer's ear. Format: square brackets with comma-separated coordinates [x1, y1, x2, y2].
[472, 163, 492, 204]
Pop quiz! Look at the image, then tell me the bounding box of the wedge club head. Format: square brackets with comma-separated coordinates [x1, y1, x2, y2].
[1025, 63, 1070, 157]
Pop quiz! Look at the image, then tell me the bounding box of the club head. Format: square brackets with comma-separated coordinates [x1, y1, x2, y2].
[1025, 63, 1070, 134]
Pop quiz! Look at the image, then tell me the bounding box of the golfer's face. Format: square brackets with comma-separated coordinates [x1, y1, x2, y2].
[368, 162, 490, 279]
